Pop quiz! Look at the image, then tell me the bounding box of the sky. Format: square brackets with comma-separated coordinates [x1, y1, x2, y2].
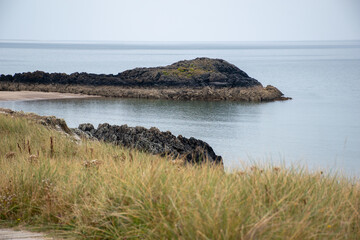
[0, 0, 359, 42]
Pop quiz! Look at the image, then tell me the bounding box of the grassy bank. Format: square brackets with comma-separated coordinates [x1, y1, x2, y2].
[0, 114, 359, 239]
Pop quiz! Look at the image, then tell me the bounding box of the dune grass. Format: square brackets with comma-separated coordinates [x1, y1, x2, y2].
[0, 113, 359, 239]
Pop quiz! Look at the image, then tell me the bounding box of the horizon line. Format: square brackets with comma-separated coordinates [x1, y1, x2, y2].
[1, 39, 360, 44]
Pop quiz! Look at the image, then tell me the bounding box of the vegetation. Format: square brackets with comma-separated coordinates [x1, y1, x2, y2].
[162, 65, 213, 79]
[0, 114, 359, 239]
[161, 63, 214, 79]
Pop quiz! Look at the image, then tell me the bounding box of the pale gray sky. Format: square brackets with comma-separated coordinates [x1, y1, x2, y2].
[0, 0, 359, 41]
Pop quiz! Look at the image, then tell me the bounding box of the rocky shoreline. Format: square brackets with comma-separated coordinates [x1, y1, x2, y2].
[76, 123, 222, 164]
[0, 58, 290, 101]
[0, 108, 222, 164]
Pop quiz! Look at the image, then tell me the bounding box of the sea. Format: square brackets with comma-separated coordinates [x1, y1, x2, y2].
[1, 41, 360, 176]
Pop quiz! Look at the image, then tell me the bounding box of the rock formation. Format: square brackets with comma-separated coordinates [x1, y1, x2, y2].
[0, 58, 290, 101]
[0, 108, 223, 164]
[77, 123, 223, 164]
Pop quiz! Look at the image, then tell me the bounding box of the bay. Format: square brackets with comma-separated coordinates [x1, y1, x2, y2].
[1, 41, 359, 175]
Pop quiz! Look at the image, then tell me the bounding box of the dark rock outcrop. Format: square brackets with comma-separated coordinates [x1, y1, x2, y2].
[77, 123, 223, 164]
[0, 58, 260, 88]
[118, 58, 261, 88]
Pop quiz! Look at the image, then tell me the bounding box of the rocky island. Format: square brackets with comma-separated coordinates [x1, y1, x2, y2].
[0, 58, 290, 101]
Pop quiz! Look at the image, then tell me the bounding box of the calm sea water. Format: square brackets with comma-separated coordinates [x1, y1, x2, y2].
[1, 41, 360, 175]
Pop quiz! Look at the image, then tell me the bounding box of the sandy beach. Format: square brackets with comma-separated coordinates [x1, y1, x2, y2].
[0, 91, 99, 101]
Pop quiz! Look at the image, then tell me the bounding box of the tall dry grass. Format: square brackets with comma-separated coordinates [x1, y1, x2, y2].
[0, 114, 359, 239]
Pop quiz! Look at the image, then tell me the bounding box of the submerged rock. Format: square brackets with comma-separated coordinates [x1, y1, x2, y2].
[77, 123, 223, 164]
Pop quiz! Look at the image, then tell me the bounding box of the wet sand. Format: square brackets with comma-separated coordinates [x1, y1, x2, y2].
[0, 91, 99, 101]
